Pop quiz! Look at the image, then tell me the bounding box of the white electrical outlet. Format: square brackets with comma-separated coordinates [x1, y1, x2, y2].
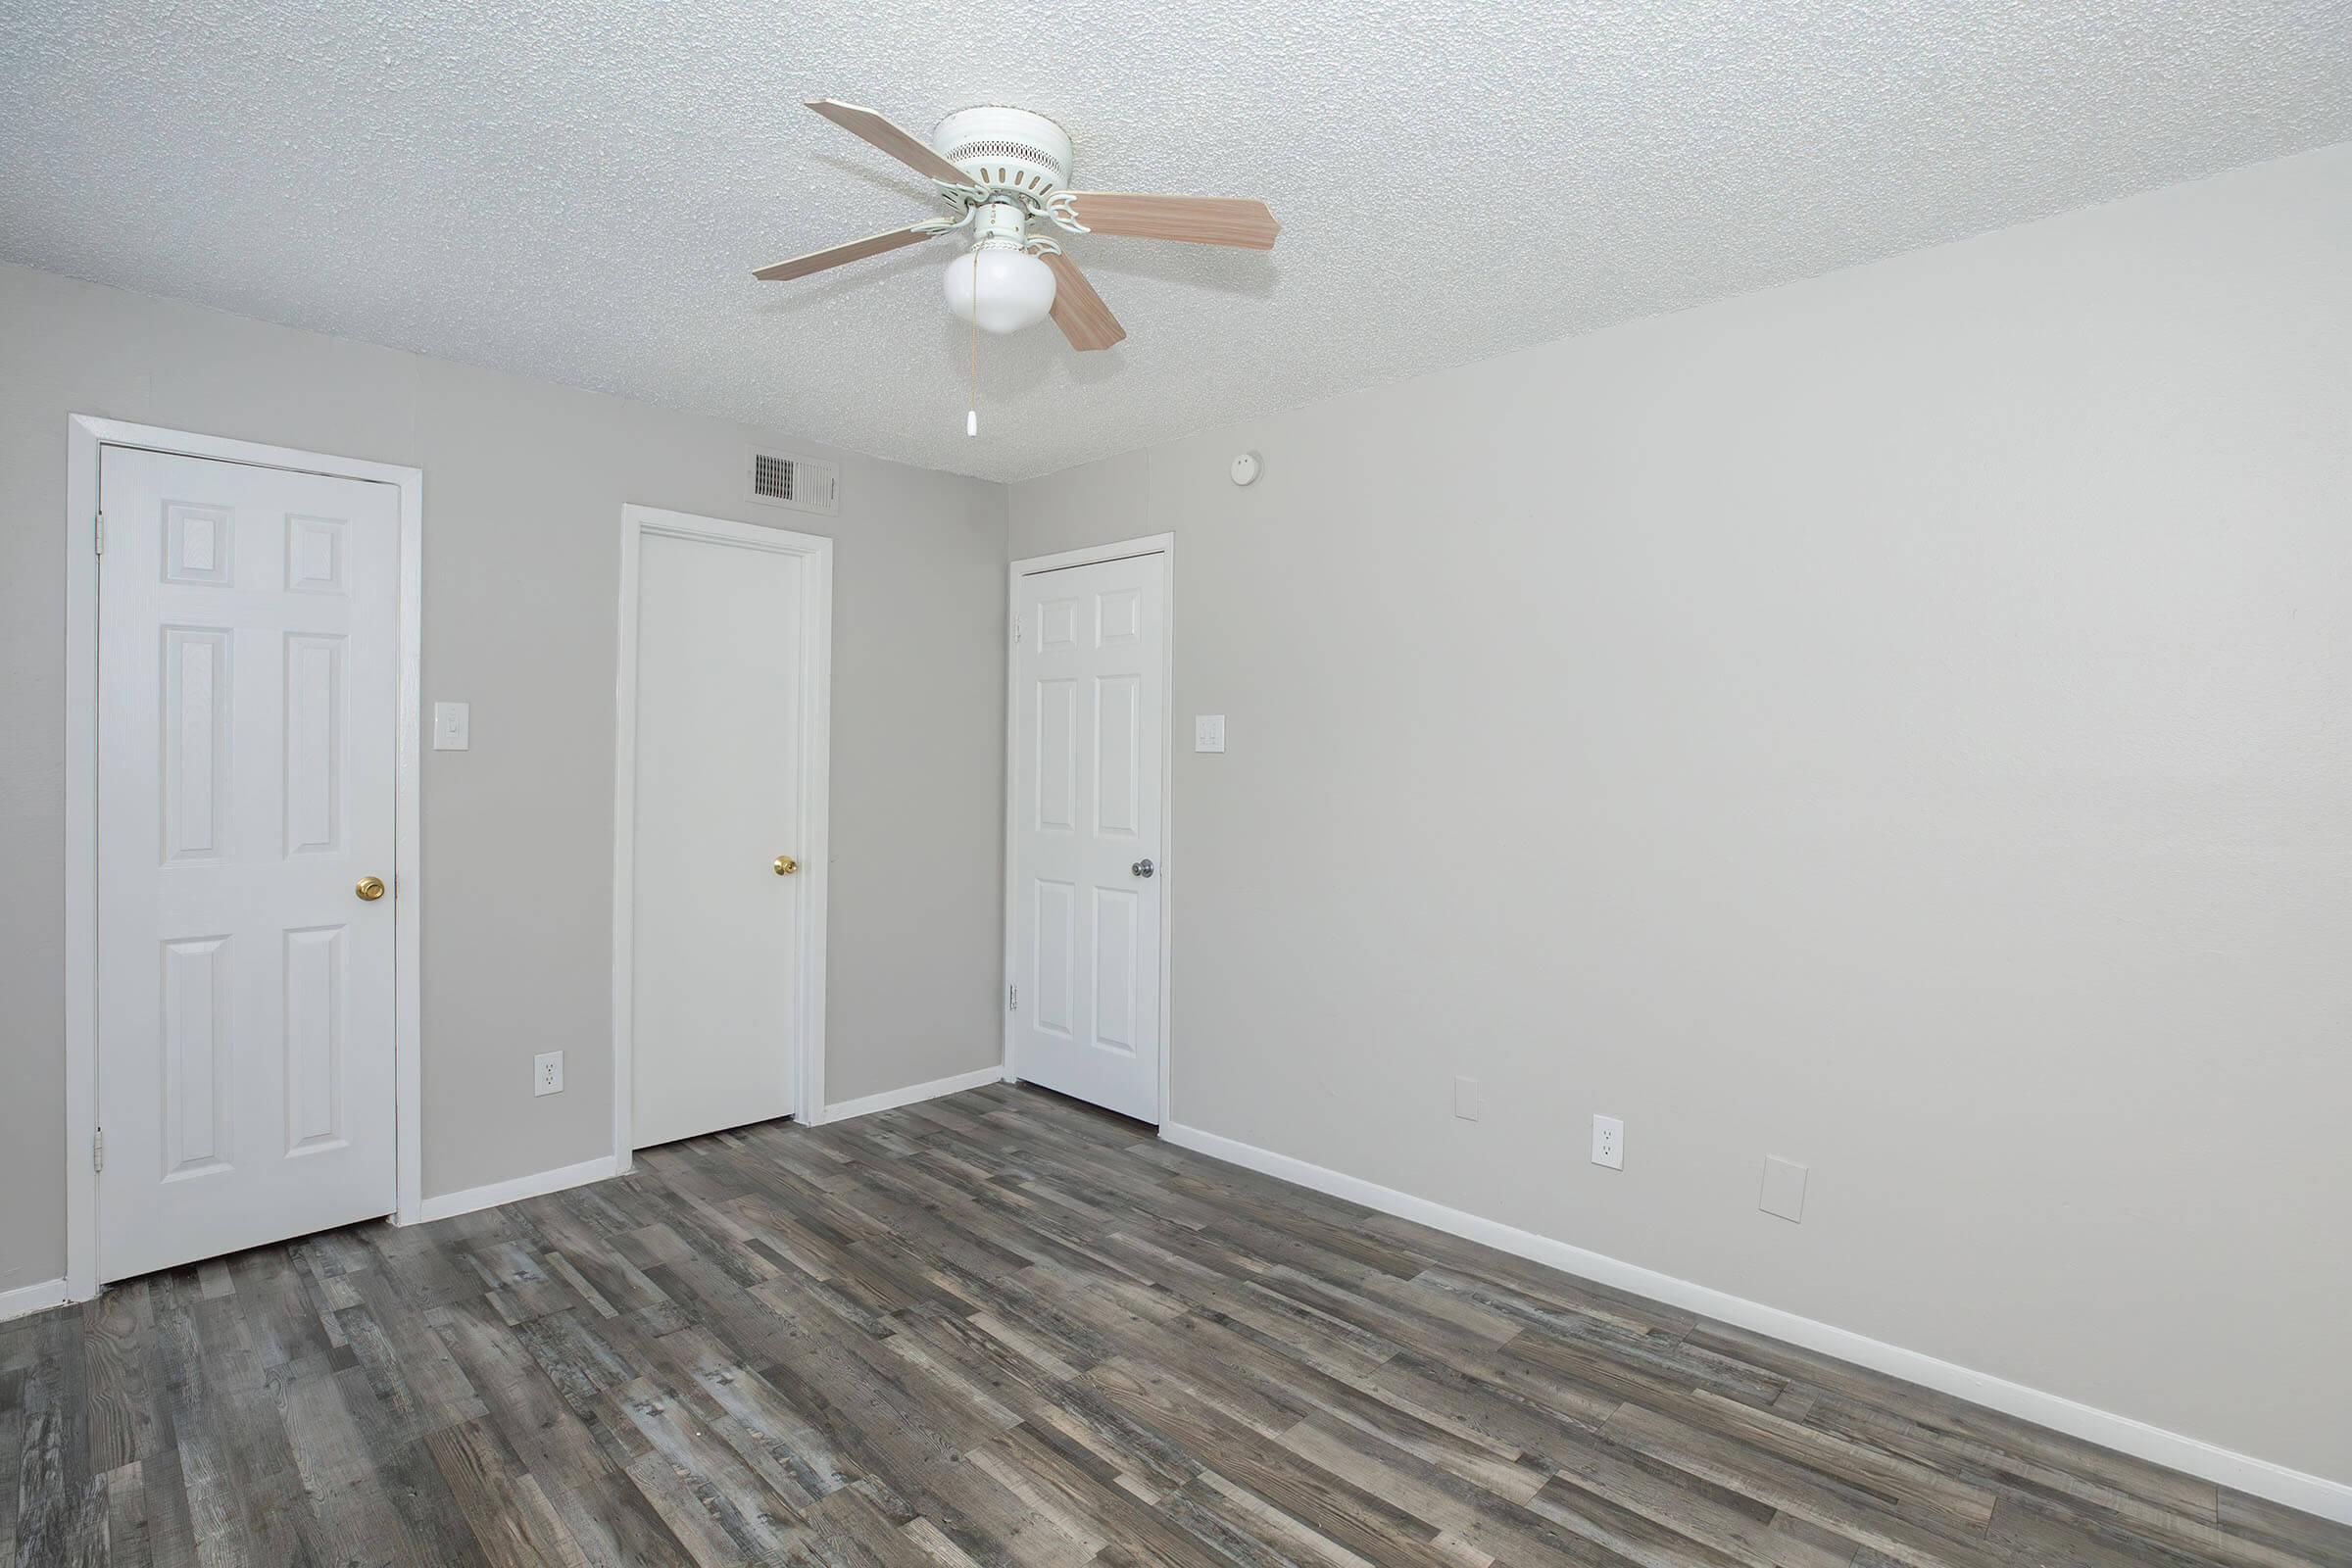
[1592, 1114, 1624, 1170]
[533, 1051, 564, 1097]
[1194, 714, 1226, 753]
[432, 701, 470, 751]
[1453, 1075, 1481, 1121]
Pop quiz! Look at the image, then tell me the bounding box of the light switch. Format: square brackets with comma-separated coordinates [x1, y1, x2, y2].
[432, 702, 470, 751]
[1194, 714, 1226, 753]
[1760, 1155, 1808, 1223]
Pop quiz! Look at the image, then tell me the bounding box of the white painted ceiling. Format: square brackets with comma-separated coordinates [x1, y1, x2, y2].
[3, 2, 2348, 481]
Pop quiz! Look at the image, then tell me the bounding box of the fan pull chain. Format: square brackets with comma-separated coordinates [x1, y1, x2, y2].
[966, 248, 980, 437]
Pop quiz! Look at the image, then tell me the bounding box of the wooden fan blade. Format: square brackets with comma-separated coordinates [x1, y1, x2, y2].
[1059, 192, 1280, 249]
[805, 98, 969, 185]
[1041, 252, 1126, 351]
[753, 224, 936, 282]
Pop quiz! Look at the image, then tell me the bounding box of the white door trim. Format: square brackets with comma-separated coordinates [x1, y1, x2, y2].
[63, 416, 426, 1302]
[1003, 532, 1177, 1124]
[612, 503, 833, 1168]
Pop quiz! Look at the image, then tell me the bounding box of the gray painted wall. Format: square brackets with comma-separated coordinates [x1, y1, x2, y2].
[0, 263, 1007, 1293]
[1006, 147, 2352, 1483]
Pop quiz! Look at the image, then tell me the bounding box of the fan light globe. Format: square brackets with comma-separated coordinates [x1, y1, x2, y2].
[944, 247, 1056, 334]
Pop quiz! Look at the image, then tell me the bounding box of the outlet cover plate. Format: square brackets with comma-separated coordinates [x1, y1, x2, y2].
[1453, 1075, 1481, 1121]
[1760, 1155, 1808, 1222]
[1194, 714, 1226, 753]
[1592, 1114, 1624, 1170]
[533, 1050, 564, 1097]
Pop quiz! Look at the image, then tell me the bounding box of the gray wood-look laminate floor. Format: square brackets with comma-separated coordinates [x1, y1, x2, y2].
[5, 1083, 2345, 1567]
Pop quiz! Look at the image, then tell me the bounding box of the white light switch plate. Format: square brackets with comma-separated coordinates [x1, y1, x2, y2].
[1592, 1114, 1624, 1170]
[1453, 1075, 1481, 1121]
[1760, 1155, 1808, 1222]
[1194, 714, 1226, 753]
[433, 701, 470, 751]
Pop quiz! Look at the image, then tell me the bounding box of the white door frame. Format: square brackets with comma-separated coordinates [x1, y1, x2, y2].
[62, 416, 426, 1302]
[1003, 532, 1177, 1125]
[611, 504, 832, 1168]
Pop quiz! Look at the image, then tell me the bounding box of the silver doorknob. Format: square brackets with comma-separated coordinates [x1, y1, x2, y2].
[1132, 859, 1154, 878]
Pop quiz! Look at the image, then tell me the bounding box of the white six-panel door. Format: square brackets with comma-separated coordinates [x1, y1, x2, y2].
[96, 445, 402, 1283]
[1012, 553, 1165, 1121]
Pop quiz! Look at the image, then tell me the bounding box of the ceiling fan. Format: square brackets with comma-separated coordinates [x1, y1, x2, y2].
[756, 100, 1280, 353]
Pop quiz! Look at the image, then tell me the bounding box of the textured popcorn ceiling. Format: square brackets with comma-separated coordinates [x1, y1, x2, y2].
[3, 2, 2348, 482]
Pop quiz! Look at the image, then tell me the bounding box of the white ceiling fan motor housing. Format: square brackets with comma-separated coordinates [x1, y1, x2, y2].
[934, 105, 1071, 337]
[931, 106, 1073, 198]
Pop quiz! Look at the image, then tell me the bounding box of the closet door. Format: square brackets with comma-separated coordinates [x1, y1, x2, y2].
[622, 512, 830, 1148]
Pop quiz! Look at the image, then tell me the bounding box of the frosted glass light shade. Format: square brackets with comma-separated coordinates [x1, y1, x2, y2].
[944, 248, 1056, 334]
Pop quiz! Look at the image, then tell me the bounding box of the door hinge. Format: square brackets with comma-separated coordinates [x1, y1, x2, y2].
[1007, 984, 1018, 1011]
[1012, 613, 1022, 648]
[93, 1129, 104, 1173]
[94, 510, 105, 556]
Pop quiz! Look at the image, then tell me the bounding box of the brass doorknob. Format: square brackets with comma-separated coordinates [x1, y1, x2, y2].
[355, 876, 386, 902]
[772, 856, 799, 876]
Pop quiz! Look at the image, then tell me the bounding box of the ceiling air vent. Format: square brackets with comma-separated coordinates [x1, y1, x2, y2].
[747, 447, 840, 516]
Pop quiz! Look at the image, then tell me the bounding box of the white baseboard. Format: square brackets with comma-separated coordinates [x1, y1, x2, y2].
[822, 1064, 1004, 1125]
[415, 1153, 620, 1224]
[1159, 1121, 2352, 1528]
[421, 1065, 1004, 1223]
[0, 1277, 69, 1323]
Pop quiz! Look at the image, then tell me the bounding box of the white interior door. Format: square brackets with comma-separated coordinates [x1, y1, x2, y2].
[1012, 552, 1165, 1121]
[625, 517, 824, 1148]
[96, 445, 401, 1283]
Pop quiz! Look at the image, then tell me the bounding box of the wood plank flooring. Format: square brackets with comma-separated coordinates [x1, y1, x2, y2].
[5, 1083, 2347, 1566]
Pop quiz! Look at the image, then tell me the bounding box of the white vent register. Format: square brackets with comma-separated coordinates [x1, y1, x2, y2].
[748, 447, 840, 516]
